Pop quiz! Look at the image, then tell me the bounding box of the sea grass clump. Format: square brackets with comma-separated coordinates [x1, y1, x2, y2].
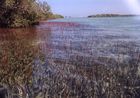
[0, 29, 46, 97]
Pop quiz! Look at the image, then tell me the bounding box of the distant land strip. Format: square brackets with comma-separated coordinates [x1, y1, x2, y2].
[88, 14, 140, 18]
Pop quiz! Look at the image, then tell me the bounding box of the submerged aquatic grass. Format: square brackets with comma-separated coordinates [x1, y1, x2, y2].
[0, 17, 140, 98]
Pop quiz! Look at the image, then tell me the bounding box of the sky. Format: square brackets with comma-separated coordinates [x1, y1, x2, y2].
[42, 0, 140, 17]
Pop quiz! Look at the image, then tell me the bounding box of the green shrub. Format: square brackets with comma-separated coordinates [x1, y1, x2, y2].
[0, 0, 51, 27]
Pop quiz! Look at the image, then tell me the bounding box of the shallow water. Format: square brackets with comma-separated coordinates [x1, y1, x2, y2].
[45, 17, 140, 61]
[0, 17, 140, 97]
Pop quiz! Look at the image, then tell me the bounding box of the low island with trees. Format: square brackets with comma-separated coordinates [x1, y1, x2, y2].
[88, 14, 139, 18]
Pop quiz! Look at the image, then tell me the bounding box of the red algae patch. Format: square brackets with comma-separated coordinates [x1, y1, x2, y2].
[40, 21, 87, 28]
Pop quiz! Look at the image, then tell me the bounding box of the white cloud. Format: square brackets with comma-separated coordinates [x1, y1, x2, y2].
[124, 0, 140, 14]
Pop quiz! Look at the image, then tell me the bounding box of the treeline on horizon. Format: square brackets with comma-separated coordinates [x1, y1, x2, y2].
[88, 14, 139, 18]
[0, 0, 63, 28]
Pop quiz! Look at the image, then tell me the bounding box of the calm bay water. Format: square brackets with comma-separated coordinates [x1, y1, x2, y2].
[0, 17, 140, 97]
[45, 17, 140, 62]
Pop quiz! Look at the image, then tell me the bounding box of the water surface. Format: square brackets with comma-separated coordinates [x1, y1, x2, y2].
[0, 17, 140, 97]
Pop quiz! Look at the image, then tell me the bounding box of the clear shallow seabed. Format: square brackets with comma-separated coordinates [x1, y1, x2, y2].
[0, 17, 140, 97]
[46, 17, 140, 61]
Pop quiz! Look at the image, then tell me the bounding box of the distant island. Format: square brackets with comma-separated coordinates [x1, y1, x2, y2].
[88, 14, 139, 18]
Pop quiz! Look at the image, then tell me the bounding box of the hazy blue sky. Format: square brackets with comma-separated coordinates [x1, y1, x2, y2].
[44, 0, 140, 17]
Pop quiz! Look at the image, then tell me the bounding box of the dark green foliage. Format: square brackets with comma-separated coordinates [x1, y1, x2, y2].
[0, 0, 48, 27]
[0, 0, 64, 27]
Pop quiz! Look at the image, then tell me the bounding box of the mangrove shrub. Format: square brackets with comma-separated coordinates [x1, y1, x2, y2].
[0, 0, 51, 27]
